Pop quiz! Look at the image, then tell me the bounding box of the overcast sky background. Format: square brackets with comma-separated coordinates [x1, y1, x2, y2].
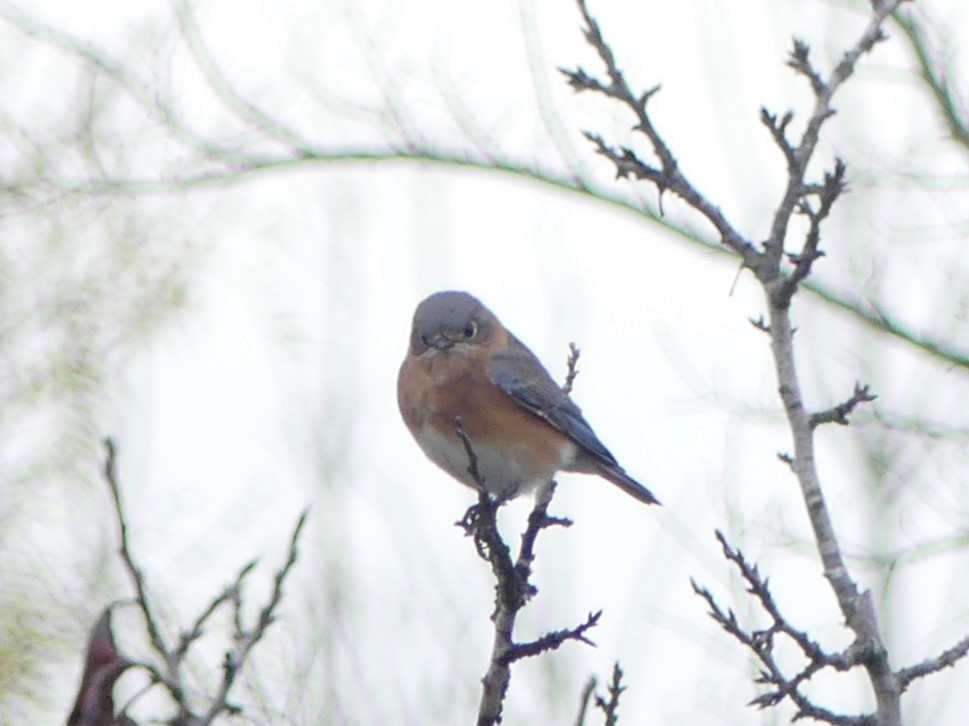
[5, 0, 969, 723]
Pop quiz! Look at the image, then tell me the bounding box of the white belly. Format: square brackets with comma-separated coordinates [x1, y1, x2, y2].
[416, 425, 577, 498]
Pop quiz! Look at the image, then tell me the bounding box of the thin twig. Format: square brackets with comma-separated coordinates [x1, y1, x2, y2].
[567, 0, 909, 722]
[198, 510, 309, 725]
[3, 0, 968, 384]
[573, 676, 597, 726]
[455, 418, 581, 725]
[101, 438, 310, 723]
[507, 610, 600, 662]
[593, 662, 626, 726]
[897, 634, 969, 691]
[692, 533, 872, 725]
[562, 342, 581, 395]
[102, 438, 185, 706]
[475, 481, 574, 726]
[809, 383, 877, 428]
[562, 0, 756, 265]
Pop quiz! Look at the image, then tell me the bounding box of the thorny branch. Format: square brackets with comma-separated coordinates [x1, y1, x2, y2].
[103, 438, 185, 711]
[508, 610, 601, 662]
[562, 0, 755, 266]
[101, 438, 309, 725]
[695, 531, 969, 722]
[5, 0, 963, 722]
[562, 342, 581, 396]
[810, 383, 878, 429]
[454, 415, 597, 726]
[593, 663, 626, 726]
[897, 634, 969, 690]
[563, 0, 895, 296]
[563, 0, 969, 723]
[3, 1, 969, 380]
[199, 510, 308, 725]
[777, 157, 845, 302]
[692, 532, 868, 725]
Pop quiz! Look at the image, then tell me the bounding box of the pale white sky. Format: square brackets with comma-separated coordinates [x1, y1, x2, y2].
[6, 0, 969, 723]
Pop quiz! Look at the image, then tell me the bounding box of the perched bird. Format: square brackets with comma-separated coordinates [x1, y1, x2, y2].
[397, 290, 659, 505]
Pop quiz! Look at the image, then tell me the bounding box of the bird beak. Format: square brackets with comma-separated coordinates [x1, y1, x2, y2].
[428, 333, 456, 350]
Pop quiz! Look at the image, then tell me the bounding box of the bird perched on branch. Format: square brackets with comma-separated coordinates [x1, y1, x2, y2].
[398, 290, 659, 506]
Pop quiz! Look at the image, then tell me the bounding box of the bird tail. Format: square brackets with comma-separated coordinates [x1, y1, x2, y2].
[599, 465, 661, 506]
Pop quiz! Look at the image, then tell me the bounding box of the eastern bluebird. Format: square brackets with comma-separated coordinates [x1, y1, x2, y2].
[397, 290, 659, 505]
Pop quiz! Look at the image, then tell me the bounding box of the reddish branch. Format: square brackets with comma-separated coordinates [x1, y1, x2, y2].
[67, 607, 135, 726]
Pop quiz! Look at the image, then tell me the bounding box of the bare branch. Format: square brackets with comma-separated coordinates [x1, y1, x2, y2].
[562, 342, 581, 395]
[775, 158, 846, 303]
[810, 383, 877, 428]
[573, 676, 597, 726]
[763, 2, 896, 278]
[898, 634, 969, 691]
[473, 481, 576, 726]
[562, 0, 756, 265]
[101, 439, 309, 723]
[692, 532, 872, 725]
[593, 662, 626, 726]
[567, 1, 909, 720]
[759, 4, 905, 721]
[452, 419, 586, 726]
[454, 416, 488, 496]
[760, 108, 796, 168]
[198, 510, 309, 725]
[172, 565, 252, 665]
[102, 438, 185, 707]
[786, 38, 827, 97]
[767, 299, 901, 722]
[506, 610, 600, 662]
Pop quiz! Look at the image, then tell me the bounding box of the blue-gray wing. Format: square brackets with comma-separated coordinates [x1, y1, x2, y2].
[488, 343, 619, 467]
[489, 338, 661, 506]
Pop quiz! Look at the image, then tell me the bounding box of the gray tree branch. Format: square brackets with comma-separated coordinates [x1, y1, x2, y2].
[101, 438, 309, 725]
[559, 0, 969, 723]
[0, 0, 967, 381]
[454, 412, 598, 725]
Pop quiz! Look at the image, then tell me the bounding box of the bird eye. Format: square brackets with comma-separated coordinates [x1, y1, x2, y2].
[464, 320, 478, 339]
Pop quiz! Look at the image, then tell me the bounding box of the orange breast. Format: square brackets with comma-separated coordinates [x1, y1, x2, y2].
[398, 343, 575, 492]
